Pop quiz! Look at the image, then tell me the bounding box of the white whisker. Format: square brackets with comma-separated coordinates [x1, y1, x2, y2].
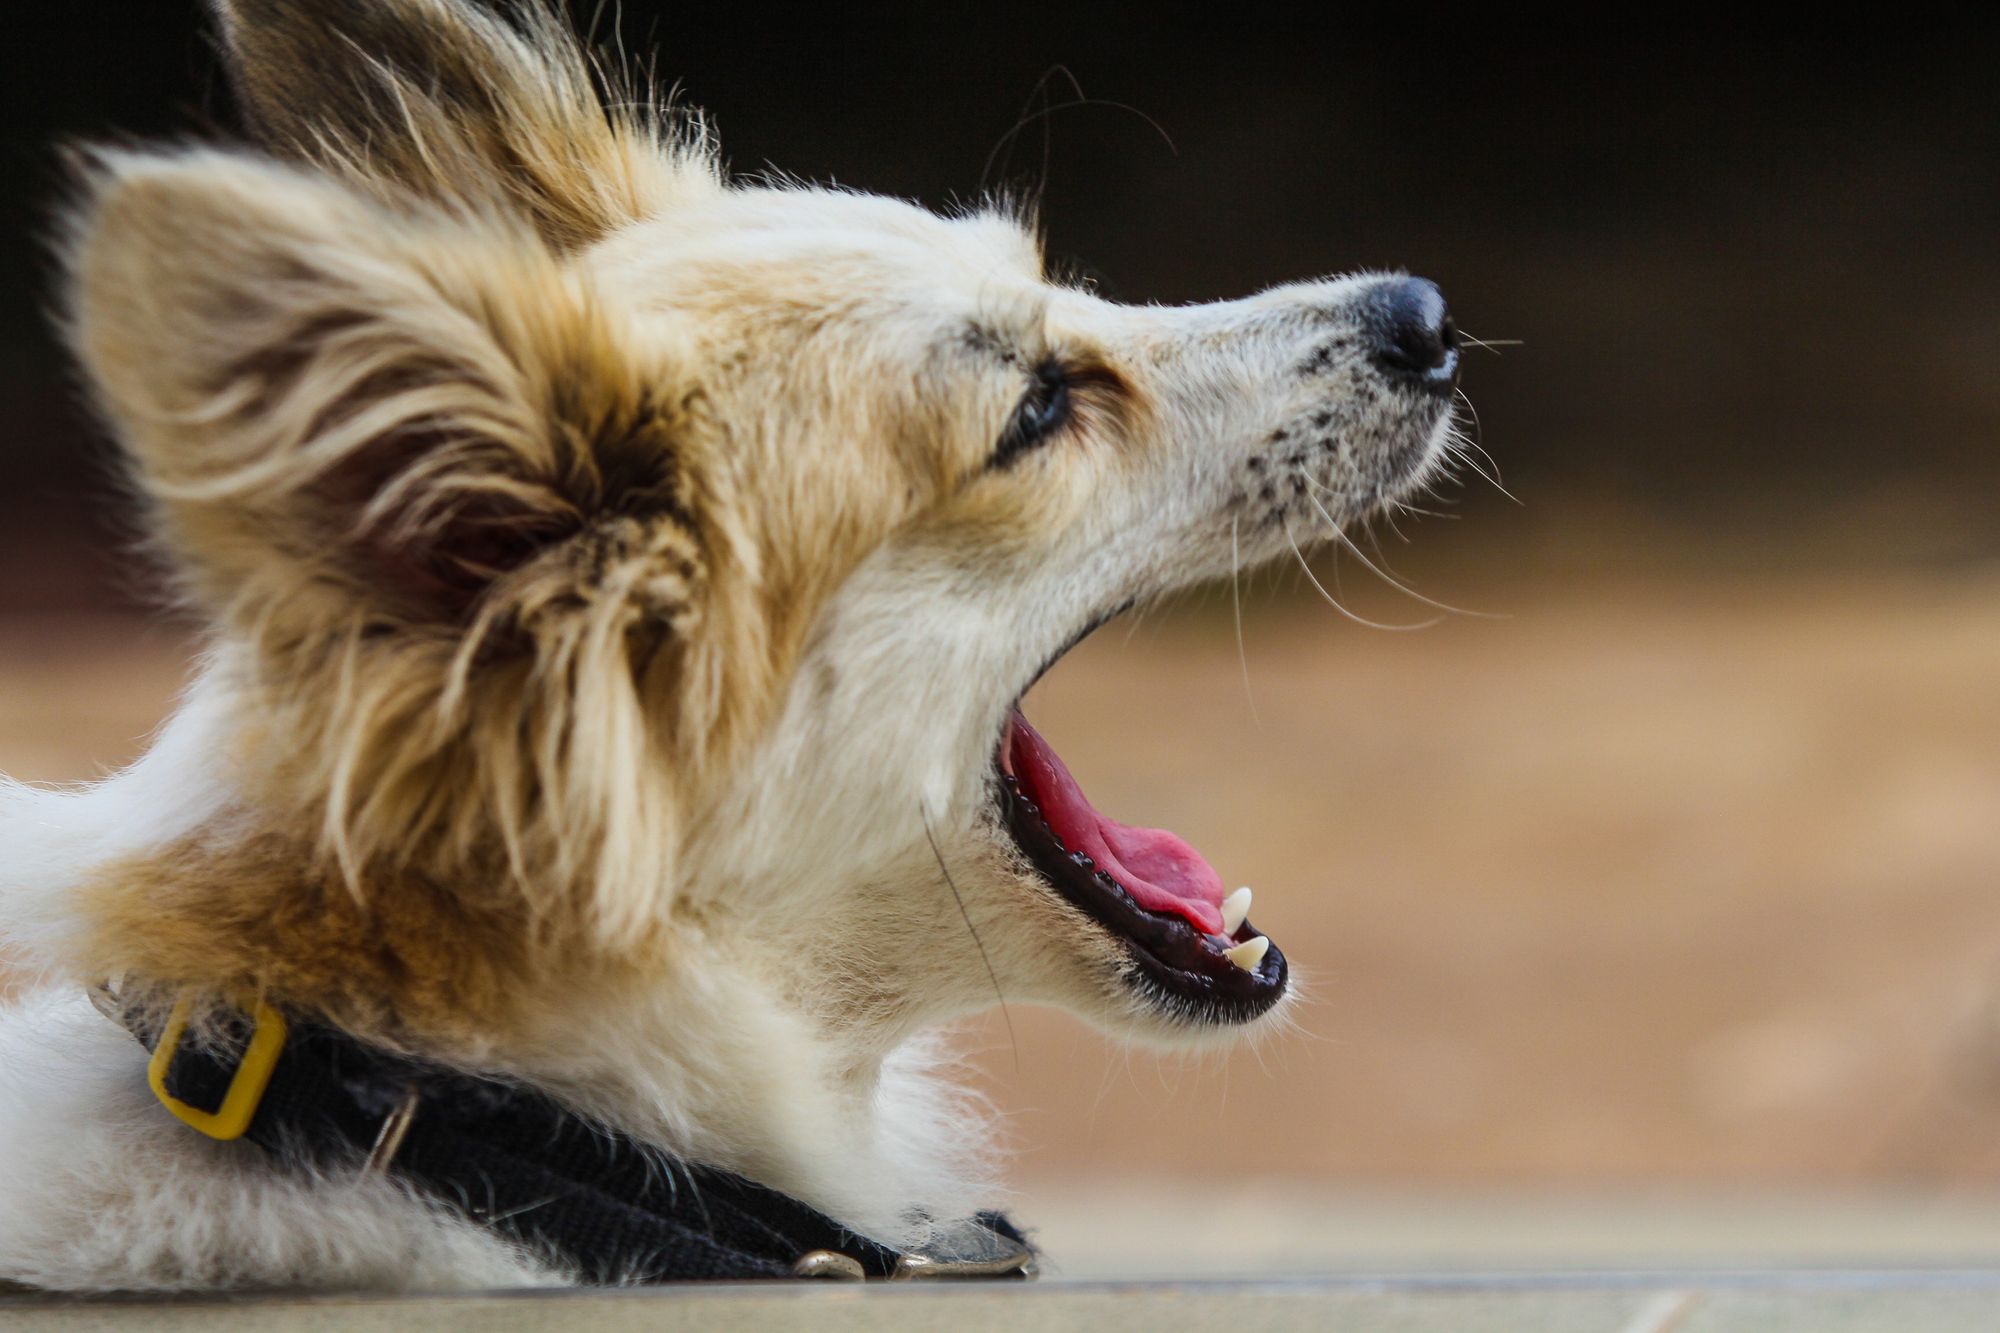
[1443, 430, 1523, 506]
[1370, 496, 1412, 547]
[1283, 519, 1440, 632]
[1394, 500, 1459, 521]
[1451, 388, 1489, 460]
[1229, 514, 1261, 726]
[1299, 472, 1504, 620]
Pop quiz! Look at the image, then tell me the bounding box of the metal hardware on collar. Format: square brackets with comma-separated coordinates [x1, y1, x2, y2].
[887, 1218, 1039, 1280]
[791, 1220, 1038, 1282]
[791, 1249, 867, 1280]
[362, 1085, 421, 1175]
[890, 1246, 1038, 1280]
[145, 996, 289, 1142]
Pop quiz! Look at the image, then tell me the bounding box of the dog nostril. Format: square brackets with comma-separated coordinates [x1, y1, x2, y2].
[1364, 276, 1458, 387]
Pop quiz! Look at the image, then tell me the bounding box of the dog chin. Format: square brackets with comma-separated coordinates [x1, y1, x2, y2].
[1041, 906, 1301, 1048]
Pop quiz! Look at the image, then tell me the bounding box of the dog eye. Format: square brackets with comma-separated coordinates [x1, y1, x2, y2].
[990, 359, 1074, 469]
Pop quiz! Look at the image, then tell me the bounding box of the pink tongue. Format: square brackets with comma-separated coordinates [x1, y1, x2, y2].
[1006, 712, 1227, 936]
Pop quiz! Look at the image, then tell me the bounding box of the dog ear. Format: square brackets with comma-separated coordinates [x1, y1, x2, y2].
[67, 149, 704, 634]
[209, 0, 685, 249]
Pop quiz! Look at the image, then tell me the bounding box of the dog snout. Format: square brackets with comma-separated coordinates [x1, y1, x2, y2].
[1362, 276, 1459, 391]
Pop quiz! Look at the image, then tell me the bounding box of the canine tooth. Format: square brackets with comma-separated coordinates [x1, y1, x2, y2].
[1220, 887, 1253, 936]
[1223, 935, 1269, 973]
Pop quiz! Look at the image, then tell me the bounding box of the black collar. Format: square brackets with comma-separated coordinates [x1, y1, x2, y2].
[99, 986, 1034, 1283]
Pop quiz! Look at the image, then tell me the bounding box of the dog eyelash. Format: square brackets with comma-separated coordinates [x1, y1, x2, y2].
[989, 358, 1075, 470]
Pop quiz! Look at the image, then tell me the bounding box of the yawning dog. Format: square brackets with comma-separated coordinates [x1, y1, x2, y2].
[0, 0, 1462, 1289]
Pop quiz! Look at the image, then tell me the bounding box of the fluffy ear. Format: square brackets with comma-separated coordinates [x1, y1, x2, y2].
[68, 149, 703, 634]
[210, 0, 695, 248]
[68, 149, 715, 941]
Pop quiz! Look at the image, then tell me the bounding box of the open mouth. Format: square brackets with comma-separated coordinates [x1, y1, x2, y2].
[996, 711, 1288, 1023]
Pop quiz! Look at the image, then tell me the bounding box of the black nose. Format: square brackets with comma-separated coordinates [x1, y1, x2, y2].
[1363, 276, 1459, 389]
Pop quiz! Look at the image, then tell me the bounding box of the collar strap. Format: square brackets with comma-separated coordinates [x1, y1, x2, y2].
[98, 986, 1034, 1283]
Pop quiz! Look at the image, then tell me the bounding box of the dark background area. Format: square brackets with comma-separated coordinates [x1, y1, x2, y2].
[3, 7, 1997, 613]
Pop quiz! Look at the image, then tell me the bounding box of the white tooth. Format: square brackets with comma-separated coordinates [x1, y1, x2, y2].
[1223, 935, 1269, 973]
[1220, 887, 1253, 936]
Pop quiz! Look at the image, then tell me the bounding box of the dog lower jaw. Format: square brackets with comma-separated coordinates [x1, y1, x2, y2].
[999, 779, 1290, 1028]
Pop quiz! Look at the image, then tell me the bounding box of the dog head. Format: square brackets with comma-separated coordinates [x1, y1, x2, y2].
[63, 0, 1460, 1058]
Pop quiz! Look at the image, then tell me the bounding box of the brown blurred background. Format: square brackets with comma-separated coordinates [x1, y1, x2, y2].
[3, 5, 1998, 1272]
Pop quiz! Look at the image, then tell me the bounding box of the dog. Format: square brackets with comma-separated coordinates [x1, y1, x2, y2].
[0, 0, 1463, 1290]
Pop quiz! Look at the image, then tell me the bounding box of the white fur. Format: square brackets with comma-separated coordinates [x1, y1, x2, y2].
[0, 1, 1459, 1291]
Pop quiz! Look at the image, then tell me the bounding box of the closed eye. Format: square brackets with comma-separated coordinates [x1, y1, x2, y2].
[989, 358, 1074, 470]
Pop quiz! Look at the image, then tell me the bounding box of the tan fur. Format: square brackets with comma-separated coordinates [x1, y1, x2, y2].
[72, 152, 725, 969]
[3, 0, 1464, 1287]
[80, 832, 576, 1045]
[214, 0, 693, 250]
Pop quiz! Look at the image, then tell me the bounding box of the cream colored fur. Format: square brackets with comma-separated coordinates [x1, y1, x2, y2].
[0, 0, 1458, 1290]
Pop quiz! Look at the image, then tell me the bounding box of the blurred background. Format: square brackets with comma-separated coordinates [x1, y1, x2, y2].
[3, 5, 1997, 1275]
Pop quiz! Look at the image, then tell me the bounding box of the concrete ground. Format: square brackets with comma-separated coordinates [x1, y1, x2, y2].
[9, 1270, 2000, 1331]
